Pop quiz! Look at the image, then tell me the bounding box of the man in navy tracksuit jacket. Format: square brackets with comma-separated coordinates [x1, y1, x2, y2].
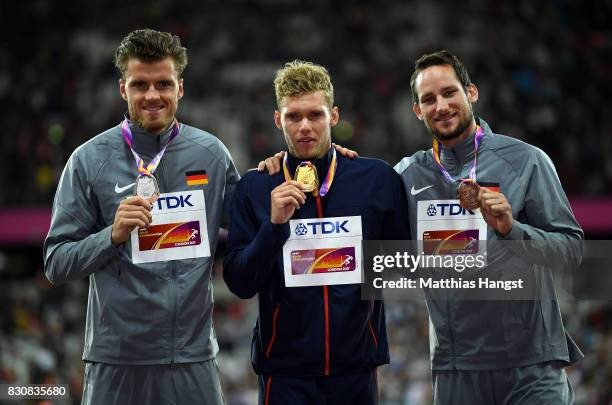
[223, 60, 410, 404]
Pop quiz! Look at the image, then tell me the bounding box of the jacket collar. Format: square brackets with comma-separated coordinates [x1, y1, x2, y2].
[285, 147, 334, 181]
[438, 117, 489, 170]
[124, 114, 176, 157]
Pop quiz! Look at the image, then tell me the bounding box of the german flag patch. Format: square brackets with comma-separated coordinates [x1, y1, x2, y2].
[479, 182, 500, 193]
[185, 170, 208, 186]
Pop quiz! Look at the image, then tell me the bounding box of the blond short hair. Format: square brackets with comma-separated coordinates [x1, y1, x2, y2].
[274, 60, 334, 109]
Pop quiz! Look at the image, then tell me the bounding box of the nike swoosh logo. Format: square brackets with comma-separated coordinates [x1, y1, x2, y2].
[115, 182, 135, 194]
[411, 185, 433, 195]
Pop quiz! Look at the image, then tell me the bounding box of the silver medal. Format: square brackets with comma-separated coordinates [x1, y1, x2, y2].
[134, 174, 159, 199]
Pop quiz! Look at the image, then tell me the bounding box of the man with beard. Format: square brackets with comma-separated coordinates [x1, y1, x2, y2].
[260, 51, 584, 404]
[393, 49, 583, 404]
[224, 60, 410, 404]
[44, 29, 238, 404]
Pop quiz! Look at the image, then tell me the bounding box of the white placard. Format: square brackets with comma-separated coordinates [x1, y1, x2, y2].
[283, 216, 363, 287]
[416, 200, 487, 265]
[130, 190, 210, 264]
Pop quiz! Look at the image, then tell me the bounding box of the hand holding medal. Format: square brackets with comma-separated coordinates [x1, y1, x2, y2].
[111, 196, 154, 246]
[111, 119, 179, 245]
[270, 181, 307, 224]
[272, 149, 339, 223]
[477, 187, 513, 236]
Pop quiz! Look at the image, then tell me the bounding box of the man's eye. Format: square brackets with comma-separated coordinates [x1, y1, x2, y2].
[310, 111, 323, 119]
[444, 90, 456, 97]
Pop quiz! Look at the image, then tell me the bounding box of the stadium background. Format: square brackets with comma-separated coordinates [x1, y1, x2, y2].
[1, 0, 611, 403]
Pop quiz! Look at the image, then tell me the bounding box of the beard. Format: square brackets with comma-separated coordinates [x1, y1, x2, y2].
[428, 109, 474, 142]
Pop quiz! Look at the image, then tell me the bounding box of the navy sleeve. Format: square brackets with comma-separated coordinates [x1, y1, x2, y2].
[223, 174, 289, 299]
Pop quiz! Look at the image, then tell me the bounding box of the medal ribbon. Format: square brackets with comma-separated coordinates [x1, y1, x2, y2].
[120, 118, 180, 176]
[432, 125, 484, 184]
[282, 148, 338, 197]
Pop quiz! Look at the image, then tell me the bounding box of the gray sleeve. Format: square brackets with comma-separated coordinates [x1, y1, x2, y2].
[219, 140, 240, 227]
[497, 148, 584, 268]
[43, 153, 121, 285]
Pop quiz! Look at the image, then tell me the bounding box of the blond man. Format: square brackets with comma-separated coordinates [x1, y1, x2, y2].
[223, 60, 410, 405]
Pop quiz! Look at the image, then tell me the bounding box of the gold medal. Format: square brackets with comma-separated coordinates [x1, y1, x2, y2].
[294, 163, 319, 194]
[458, 181, 481, 210]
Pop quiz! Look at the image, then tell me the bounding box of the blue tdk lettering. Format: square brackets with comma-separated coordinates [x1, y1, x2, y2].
[306, 220, 350, 234]
[155, 195, 194, 210]
[436, 203, 475, 216]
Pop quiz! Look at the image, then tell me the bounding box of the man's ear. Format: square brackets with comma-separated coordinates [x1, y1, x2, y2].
[178, 78, 184, 100]
[274, 110, 282, 129]
[466, 83, 478, 103]
[330, 106, 339, 127]
[412, 102, 423, 121]
[119, 79, 128, 101]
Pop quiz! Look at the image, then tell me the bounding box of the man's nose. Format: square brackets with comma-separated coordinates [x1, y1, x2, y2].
[145, 84, 160, 100]
[435, 96, 450, 113]
[298, 118, 312, 132]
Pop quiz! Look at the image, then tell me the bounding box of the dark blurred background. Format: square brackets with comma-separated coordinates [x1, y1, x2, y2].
[1, 0, 611, 404]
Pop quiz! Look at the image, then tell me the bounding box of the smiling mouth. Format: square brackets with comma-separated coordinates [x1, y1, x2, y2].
[143, 105, 164, 113]
[436, 113, 456, 122]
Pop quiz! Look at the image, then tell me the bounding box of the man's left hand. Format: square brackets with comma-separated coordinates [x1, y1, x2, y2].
[478, 188, 513, 237]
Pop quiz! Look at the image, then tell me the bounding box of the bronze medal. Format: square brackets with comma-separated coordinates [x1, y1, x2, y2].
[458, 181, 480, 210]
[294, 163, 319, 194]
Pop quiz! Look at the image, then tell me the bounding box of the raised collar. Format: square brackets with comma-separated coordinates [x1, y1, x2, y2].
[438, 117, 487, 170]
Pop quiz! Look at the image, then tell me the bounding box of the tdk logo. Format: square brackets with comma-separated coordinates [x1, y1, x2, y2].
[154, 195, 193, 210]
[296, 220, 350, 235]
[426, 203, 475, 216]
[295, 223, 308, 236]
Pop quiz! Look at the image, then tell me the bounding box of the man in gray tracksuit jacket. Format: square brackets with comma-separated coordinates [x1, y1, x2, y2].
[395, 50, 583, 404]
[43, 29, 238, 404]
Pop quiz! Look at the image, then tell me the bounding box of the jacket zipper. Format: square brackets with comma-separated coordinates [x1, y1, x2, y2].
[323, 285, 330, 375]
[155, 146, 177, 366]
[315, 195, 330, 376]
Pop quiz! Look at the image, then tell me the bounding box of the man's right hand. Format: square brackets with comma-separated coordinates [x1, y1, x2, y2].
[271, 181, 306, 224]
[111, 196, 156, 245]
